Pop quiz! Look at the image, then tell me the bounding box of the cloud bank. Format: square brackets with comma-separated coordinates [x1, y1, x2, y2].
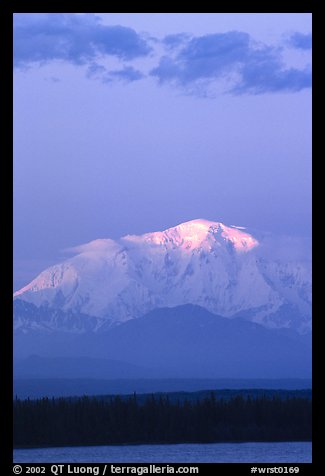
[14, 14, 312, 96]
[152, 31, 312, 94]
[14, 13, 151, 67]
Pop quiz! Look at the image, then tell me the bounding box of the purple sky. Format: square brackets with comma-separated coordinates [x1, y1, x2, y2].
[13, 13, 312, 291]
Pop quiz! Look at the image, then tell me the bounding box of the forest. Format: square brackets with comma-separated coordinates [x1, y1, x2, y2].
[14, 393, 312, 448]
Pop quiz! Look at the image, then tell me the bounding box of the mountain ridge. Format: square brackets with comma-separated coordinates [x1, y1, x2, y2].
[14, 304, 311, 379]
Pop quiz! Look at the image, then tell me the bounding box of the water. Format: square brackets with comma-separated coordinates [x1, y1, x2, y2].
[14, 442, 311, 463]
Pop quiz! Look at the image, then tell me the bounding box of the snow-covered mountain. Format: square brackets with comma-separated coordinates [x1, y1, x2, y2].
[14, 219, 311, 333]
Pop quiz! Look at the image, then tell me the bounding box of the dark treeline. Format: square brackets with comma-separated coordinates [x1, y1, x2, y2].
[95, 389, 312, 404]
[14, 394, 311, 448]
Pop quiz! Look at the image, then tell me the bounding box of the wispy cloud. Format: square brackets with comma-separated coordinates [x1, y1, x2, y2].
[110, 66, 144, 82]
[14, 13, 151, 68]
[86, 62, 144, 83]
[163, 33, 191, 49]
[14, 14, 311, 96]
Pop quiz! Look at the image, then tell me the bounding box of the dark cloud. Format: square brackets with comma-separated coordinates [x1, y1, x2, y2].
[288, 32, 312, 50]
[233, 47, 312, 94]
[14, 13, 151, 68]
[179, 31, 250, 80]
[151, 31, 311, 94]
[153, 32, 250, 84]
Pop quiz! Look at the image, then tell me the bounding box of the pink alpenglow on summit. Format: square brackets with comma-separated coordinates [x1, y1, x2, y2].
[124, 219, 259, 253]
[13, 219, 311, 333]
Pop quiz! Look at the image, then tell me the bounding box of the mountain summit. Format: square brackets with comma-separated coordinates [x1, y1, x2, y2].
[14, 219, 311, 333]
[123, 219, 259, 253]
